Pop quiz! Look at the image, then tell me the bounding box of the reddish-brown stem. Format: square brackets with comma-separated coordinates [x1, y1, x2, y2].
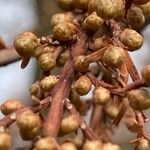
[0, 97, 51, 128]
[21, 55, 31, 69]
[65, 99, 98, 141]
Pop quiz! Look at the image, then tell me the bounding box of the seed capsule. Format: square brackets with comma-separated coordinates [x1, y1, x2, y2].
[74, 76, 92, 95]
[29, 82, 41, 96]
[138, 1, 150, 16]
[141, 64, 150, 85]
[120, 29, 143, 51]
[17, 110, 41, 140]
[74, 55, 89, 72]
[135, 139, 150, 150]
[61, 142, 77, 150]
[102, 143, 121, 150]
[83, 12, 104, 31]
[133, 0, 150, 5]
[103, 45, 124, 68]
[34, 136, 58, 150]
[127, 89, 150, 110]
[83, 140, 102, 150]
[127, 7, 145, 29]
[96, 0, 125, 19]
[93, 37, 106, 51]
[94, 86, 110, 105]
[14, 32, 39, 57]
[53, 22, 77, 41]
[38, 52, 56, 71]
[1, 99, 23, 115]
[51, 12, 73, 28]
[61, 115, 80, 134]
[58, 0, 75, 10]
[40, 75, 58, 91]
[0, 132, 11, 150]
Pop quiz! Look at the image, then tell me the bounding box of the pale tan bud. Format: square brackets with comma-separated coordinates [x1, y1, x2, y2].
[0, 132, 11, 150]
[83, 140, 102, 150]
[135, 139, 150, 150]
[102, 143, 121, 150]
[61, 142, 77, 150]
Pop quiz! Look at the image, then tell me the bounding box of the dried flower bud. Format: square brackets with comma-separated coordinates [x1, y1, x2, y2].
[96, 0, 125, 19]
[88, 0, 98, 13]
[120, 29, 143, 51]
[102, 143, 121, 150]
[93, 37, 106, 51]
[72, 136, 83, 148]
[75, 0, 90, 10]
[40, 75, 58, 91]
[61, 142, 77, 150]
[127, 89, 150, 110]
[104, 105, 119, 119]
[83, 12, 104, 31]
[1, 99, 23, 115]
[17, 110, 41, 140]
[57, 50, 70, 66]
[94, 86, 110, 105]
[135, 139, 150, 150]
[74, 55, 89, 72]
[141, 64, 150, 85]
[127, 7, 145, 29]
[0, 132, 11, 150]
[61, 114, 80, 134]
[51, 12, 73, 28]
[133, 0, 150, 5]
[83, 140, 102, 150]
[34, 136, 58, 150]
[138, 1, 150, 16]
[58, 0, 75, 10]
[38, 52, 56, 71]
[103, 45, 125, 68]
[14, 32, 39, 57]
[30, 82, 41, 96]
[53, 22, 77, 41]
[74, 76, 92, 95]
[33, 45, 55, 59]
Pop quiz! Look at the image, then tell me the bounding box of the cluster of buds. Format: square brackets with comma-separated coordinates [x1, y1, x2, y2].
[0, 0, 150, 149]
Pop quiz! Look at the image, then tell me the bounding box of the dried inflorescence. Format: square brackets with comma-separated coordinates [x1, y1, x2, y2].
[0, 0, 150, 149]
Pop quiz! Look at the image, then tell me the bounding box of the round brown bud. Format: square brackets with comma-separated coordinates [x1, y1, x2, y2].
[33, 45, 55, 59]
[94, 86, 110, 105]
[75, 0, 90, 10]
[1, 99, 23, 115]
[73, 55, 89, 72]
[96, 0, 125, 19]
[57, 50, 70, 66]
[72, 136, 83, 148]
[17, 110, 41, 140]
[58, 0, 74, 10]
[104, 105, 119, 119]
[14, 32, 39, 57]
[127, 89, 150, 110]
[93, 37, 106, 51]
[83, 12, 104, 31]
[102, 143, 121, 150]
[74, 76, 92, 95]
[120, 29, 143, 51]
[133, 0, 150, 5]
[88, 0, 98, 13]
[83, 140, 102, 150]
[34, 136, 58, 150]
[0, 132, 11, 150]
[138, 1, 150, 16]
[103, 45, 125, 68]
[127, 7, 145, 29]
[135, 139, 150, 150]
[61, 114, 80, 134]
[141, 64, 150, 85]
[40, 75, 58, 91]
[29, 82, 41, 96]
[51, 12, 73, 28]
[38, 52, 56, 71]
[53, 22, 77, 41]
[61, 142, 77, 150]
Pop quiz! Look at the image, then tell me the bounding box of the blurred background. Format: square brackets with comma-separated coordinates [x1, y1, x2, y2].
[0, 0, 149, 149]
